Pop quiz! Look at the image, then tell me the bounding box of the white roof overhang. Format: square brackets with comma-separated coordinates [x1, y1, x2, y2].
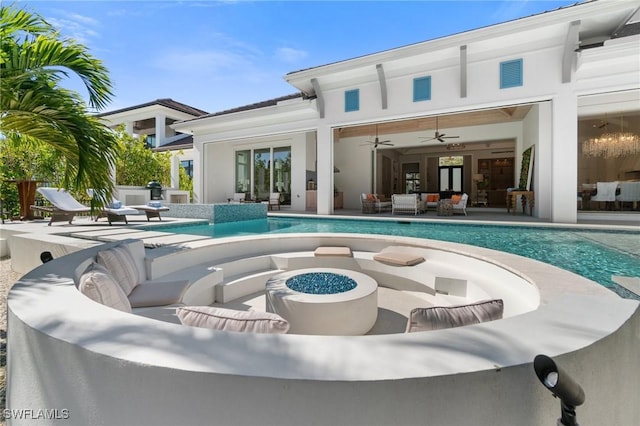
[285, 1, 639, 95]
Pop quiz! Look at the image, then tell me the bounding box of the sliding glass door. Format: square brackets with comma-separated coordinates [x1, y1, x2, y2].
[235, 146, 291, 204]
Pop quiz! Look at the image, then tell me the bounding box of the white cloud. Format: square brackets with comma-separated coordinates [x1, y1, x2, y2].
[275, 47, 308, 63]
[47, 14, 100, 44]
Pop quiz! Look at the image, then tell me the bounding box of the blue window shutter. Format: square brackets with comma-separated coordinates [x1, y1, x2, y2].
[345, 89, 359, 112]
[500, 59, 523, 89]
[413, 76, 431, 102]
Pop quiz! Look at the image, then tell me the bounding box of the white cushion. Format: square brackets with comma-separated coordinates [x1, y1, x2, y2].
[373, 251, 425, 266]
[406, 299, 504, 332]
[78, 263, 132, 313]
[120, 240, 147, 283]
[96, 245, 140, 295]
[177, 306, 290, 334]
[314, 246, 353, 257]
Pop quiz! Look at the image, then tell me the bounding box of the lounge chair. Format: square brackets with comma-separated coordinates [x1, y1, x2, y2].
[128, 202, 170, 221]
[31, 187, 91, 226]
[87, 189, 140, 225]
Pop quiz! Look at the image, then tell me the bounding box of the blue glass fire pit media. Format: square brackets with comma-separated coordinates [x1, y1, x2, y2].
[286, 272, 357, 294]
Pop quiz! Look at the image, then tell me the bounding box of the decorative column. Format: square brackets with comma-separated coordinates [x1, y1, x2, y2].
[170, 154, 180, 189]
[315, 125, 333, 215]
[550, 90, 578, 223]
[154, 114, 166, 148]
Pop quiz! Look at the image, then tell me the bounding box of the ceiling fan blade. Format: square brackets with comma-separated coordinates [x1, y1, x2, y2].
[444, 135, 460, 139]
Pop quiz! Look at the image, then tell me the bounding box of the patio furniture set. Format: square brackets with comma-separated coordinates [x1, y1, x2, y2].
[361, 192, 468, 216]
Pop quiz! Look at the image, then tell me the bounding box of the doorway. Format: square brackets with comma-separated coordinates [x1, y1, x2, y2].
[439, 166, 463, 192]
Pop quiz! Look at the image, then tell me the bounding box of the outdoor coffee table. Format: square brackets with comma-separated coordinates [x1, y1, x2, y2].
[437, 200, 453, 216]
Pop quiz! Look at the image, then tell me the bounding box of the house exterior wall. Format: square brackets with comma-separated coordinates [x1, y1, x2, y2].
[173, 1, 639, 223]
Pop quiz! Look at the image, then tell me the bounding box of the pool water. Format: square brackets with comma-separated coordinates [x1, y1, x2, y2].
[150, 218, 640, 299]
[286, 272, 357, 295]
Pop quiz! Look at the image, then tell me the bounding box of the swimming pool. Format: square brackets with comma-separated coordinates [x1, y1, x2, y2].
[150, 217, 640, 299]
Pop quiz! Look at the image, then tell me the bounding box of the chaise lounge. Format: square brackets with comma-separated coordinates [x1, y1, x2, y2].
[31, 187, 91, 225]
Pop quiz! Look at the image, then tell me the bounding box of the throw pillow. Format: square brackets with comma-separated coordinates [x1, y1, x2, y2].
[97, 245, 140, 295]
[451, 195, 462, 204]
[78, 263, 132, 313]
[177, 306, 290, 334]
[406, 299, 504, 333]
[367, 193, 375, 201]
[109, 200, 122, 209]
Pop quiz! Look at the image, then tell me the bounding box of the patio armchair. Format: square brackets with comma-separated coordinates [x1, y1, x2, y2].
[391, 193, 422, 215]
[451, 193, 469, 215]
[268, 192, 281, 210]
[615, 181, 640, 210]
[361, 193, 392, 213]
[420, 193, 440, 211]
[230, 193, 246, 204]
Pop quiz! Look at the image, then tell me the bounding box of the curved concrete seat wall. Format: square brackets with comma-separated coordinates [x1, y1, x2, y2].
[7, 234, 640, 425]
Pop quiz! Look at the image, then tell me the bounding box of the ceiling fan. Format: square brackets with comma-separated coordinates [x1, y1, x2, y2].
[420, 116, 460, 143]
[361, 124, 394, 148]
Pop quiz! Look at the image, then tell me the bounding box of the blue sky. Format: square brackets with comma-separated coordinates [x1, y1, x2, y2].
[20, 0, 577, 114]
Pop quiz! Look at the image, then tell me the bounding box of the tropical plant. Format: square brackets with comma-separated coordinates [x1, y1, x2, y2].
[115, 126, 172, 187]
[0, 4, 118, 207]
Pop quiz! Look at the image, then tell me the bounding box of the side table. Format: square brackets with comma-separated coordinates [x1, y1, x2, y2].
[437, 200, 453, 216]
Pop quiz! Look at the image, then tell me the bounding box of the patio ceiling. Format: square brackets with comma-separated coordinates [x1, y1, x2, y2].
[336, 104, 532, 140]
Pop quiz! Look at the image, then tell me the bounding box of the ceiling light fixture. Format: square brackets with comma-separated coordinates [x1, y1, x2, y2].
[446, 143, 466, 151]
[582, 114, 640, 158]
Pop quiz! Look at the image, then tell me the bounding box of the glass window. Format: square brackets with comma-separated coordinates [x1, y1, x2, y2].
[180, 160, 193, 178]
[273, 146, 291, 205]
[254, 148, 271, 200]
[235, 150, 250, 193]
[405, 172, 420, 193]
[439, 156, 464, 166]
[413, 76, 431, 102]
[345, 89, 360, 112]
[144, 135, 156, 149]
[500, 59, 523, 89]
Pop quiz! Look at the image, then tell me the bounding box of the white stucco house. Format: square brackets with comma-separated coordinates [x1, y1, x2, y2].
[169, 0, 639, 224]
[98, 98, 208, 190]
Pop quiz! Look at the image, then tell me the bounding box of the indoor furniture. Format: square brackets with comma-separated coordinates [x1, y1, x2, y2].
[615, 181, 640, 210]
[506, 190, 535, 215]
[590, 181, 618, 210]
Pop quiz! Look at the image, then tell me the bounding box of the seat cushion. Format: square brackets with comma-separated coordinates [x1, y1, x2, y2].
[177, 306, 290, 334]
[78, 263, 132, 313]
[314, 246, 353, 257]
[96, 245, 141, 295]
[128, 280, 191, 308]
[373, 251, 425, 266]
[406, 299, 504, 333]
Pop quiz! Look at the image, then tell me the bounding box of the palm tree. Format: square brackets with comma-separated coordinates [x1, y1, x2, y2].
[0, 4, 118, 206]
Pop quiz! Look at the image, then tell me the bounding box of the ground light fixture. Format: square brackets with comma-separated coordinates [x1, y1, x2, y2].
[533, 354, 585, 426]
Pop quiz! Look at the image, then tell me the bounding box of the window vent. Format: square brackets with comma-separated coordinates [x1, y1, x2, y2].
[500, 59, 523, 89]
[345, 89, 359, 112]
[413, 76, 432, 102]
